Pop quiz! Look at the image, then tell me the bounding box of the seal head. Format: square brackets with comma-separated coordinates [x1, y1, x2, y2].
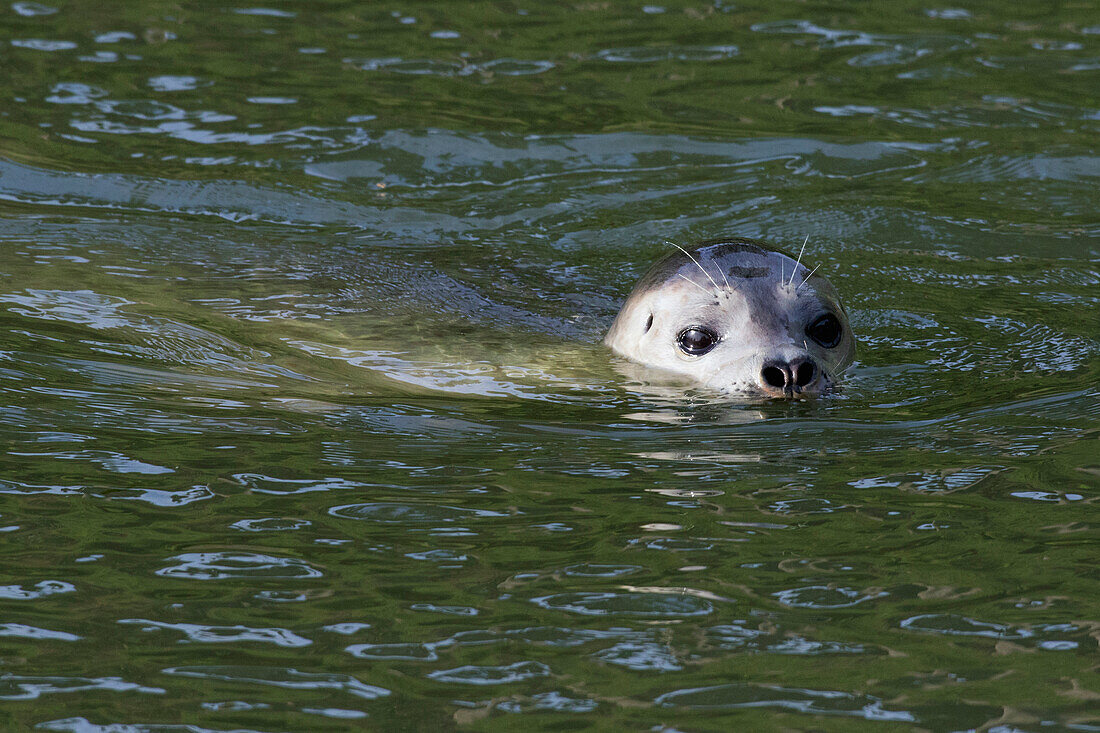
[605, 238, 855, 398]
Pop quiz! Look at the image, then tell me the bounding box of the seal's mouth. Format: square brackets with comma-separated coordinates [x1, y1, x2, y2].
[709, 372, 833, 401]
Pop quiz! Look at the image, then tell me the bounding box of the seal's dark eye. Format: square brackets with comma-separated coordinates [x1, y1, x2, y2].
[806, 314, 842, 348]
[677, 327, 718, 356]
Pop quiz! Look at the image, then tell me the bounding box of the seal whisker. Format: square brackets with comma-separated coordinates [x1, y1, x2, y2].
[708, 247, 733, 294]
[796, 263, 821, 291]
[716, 260, 732, 295]
[665, 240, 722, 295]
[676, 273, 718, 297]
[788, 234, 809, 287]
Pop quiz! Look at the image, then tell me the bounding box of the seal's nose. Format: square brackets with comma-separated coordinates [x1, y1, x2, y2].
[760, 356, 818, 396]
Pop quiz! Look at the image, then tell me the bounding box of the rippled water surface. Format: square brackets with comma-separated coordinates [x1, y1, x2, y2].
[1, 1, 1098, 730]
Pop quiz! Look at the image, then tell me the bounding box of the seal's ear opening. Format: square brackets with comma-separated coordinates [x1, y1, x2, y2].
[644, 314, 653, 333]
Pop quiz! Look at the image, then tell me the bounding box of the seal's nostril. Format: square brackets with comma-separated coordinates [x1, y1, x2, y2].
[795, 360, 817, 387]
[762, 358, 818, 394]
[762, 365, 787, 389]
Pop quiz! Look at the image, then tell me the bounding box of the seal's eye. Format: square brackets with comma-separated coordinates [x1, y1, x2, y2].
[806, 314, 842, 348]
[677, 327, 719, 356]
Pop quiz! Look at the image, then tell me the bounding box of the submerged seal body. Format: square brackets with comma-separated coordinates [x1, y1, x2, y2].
[605, 237, 855, 398]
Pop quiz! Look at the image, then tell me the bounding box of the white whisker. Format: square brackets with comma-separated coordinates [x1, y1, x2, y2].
[665, 240, 722, 294]
[710, 246, 732, 294]
[789, 234, 809, 287]
[716, 261, 731, 295]
[796, 263, 821, 291]
[677, 273, 718, 298]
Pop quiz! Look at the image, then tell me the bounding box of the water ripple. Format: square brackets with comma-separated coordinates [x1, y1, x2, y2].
[118, 619, 312, 647]
[563, 563, 643, 578]
[231, 517, 312, 532]
[302, 707, 368, 720]
[155, 552, 323, 580]
[37, 718, 272, 732]
[594, 641, 681, 671]
[163, 666, 389, 700]
[0, 479, 215, 507]
[0, 623, 80, 641]
[427, 661, 551, 685]
[410, 603, 478, 616]
[655, 682, 915, 721]
[9, 449, 172, 474]
[708, 624, 871, 656]
[0, 580, 75, 599]
[12, 2, 58, 16]
[531, 591, 714, 617]
[596, 45, 738, 62]
[329, 502, 509, 523]
[11, 39, 76, 51]
[496, 691, 598, 713]
[347, 642, 439, 661]
[773, 586, 887, 608]
[233, 473, 364, 495]
[347, 625, 647, 662]
[900, 613, 1033, 639]
[347, 57, 554, 77]
[0, 674, 164, 701]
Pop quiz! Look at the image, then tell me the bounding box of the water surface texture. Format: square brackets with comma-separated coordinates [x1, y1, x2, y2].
[1, 1, 1098, 730]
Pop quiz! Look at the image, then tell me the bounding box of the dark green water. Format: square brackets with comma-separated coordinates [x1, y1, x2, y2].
[1, 1, 1098, 731]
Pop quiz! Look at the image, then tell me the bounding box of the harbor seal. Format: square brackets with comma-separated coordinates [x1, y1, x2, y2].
[605, 237, 855, 398]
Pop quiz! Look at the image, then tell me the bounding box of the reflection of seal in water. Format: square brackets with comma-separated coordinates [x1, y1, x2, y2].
[605, 237, 855, 398]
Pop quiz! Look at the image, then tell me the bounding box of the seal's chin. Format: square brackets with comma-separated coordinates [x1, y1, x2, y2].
[755, 380, 834, 400]
[755, 374, 835, 400]
[707, 371, 836, 400]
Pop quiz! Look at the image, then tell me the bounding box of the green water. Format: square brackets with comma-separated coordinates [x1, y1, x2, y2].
[1, 1, 1097, 730]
